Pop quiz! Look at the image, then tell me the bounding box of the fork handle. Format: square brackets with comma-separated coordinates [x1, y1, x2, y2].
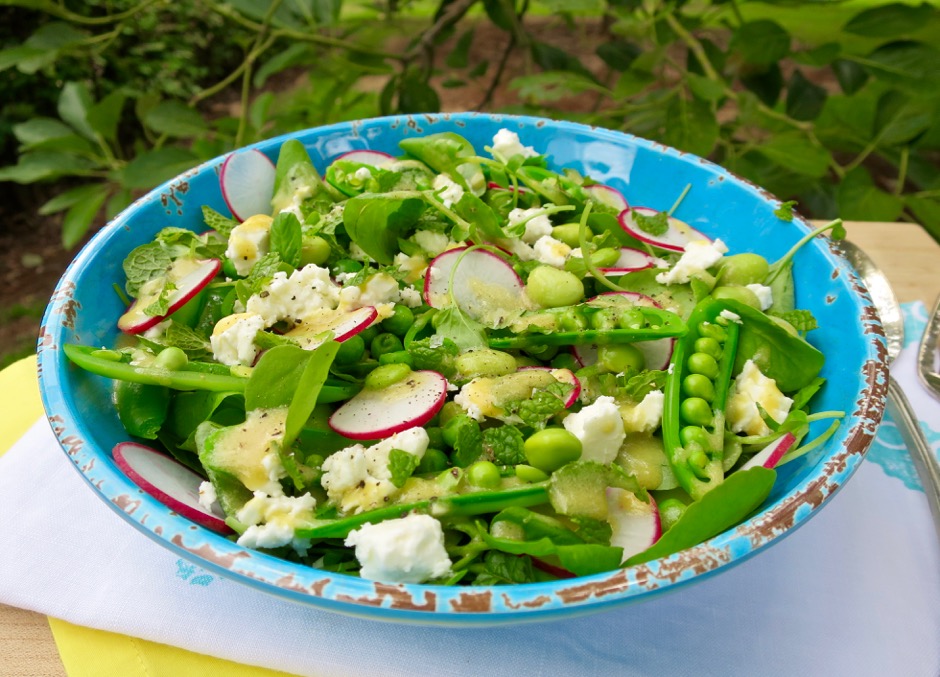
[887, 376, 940, 542]
[918, 294, 940, 401]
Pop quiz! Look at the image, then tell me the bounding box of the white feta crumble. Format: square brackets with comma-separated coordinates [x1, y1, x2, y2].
[746, 283, 774, 310]
[505, 238, 536, 262]
[198, 481, 218, 512]
[491, 128, 538, 160]
[355, 272, 402, 320]
[142, 319, 171, 340]
[345, 513, 452, 584]
[235, 491, 317, 551]
[719, 309, 742, 324]
[508, 207, 554, 244]
[399, 286, 423, 308]
[278, 193, 306, 222]
[246, 265, 341, 326]
[563, 395, 626, 464]
[532, 235, 572, 268]
[210, 312, 265, 366]
[353, 167, 373, 182]
[619, 390, 665, 434]
[432, 173, 465, 208]
[655, 238, 729, 285]
[413, 230, 451, 257]
[453, 385, 485, 421]
[394, 252, 427, 283]
[321, 427, 430, 514]
[226, 214, 273, 276]
[727, 359, 793, 437]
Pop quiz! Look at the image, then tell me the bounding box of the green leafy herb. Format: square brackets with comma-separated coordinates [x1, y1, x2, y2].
[269, 211, 303, 269]
[774, 308, 818, 334]
[143, 279, 176, 317]
[482, 425, 526, 465]
[343, 192, 427, 264]
[632, 209, 669, 236]
[568, 516, 613, 545]
[774, 200, 798, 221]
[123, 242, 172, 297]
[433, 306, 487, 351]
[407, 337, 459, 379]
[502, 381, 573, 428]
[451, 416, 483, 467]
[618, 369, 667, 402]
[388, 448, 421, 488]
[473, 551, 537, 586]
[165, 321, 210, 355]
[202, 206, 239, 237]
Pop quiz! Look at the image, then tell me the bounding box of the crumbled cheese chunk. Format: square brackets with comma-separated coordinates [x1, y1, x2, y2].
[432, 173, 465, 208]
[563, 395, 626, 464]
[198, 481, 218, 512]
[727, 359, 793, 436]
[246, 265, 340, 326]
[508, 207, 554, 244]
[655, 238, 729, 285]
[345, 513, 452, 584]
[394, 252, 427, 284]
[399, 286, 423, 308]
[210, 312, 265, 366]
[321, 427, 430, 514]
[491, 129, 538, 159]
[349, 272, 402, 320]
[453, 386, 486, 421]
[619, 390, 665, 434]
[226, 215, 273, 276]
[746, 283, 774, 310]
[236, 491, 317, 551]
[532, 235, 572, 268]
[719, 309, 742, 324]
[353, 167, 373, 182]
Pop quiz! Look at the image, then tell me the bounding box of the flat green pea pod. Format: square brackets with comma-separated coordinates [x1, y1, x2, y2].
[115, 380, 170, 440]
[662, 298, 741, 500]
[271, 139, 342, 213]
[398, 132, 486, 196]
[325, 159, 396, 197]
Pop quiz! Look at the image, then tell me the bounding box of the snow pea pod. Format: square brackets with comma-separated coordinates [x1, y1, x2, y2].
[114, 380, 170, 440]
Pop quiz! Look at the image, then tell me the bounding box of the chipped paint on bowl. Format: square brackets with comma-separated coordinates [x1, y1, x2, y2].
[37, 113, 888, 624]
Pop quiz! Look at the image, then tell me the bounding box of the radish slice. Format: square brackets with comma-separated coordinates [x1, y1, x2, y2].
[329, 370, 448, 440]
[532, 558, 576, 579]
[740, 433, 797, 471]
[596, 247, 657, 275]
[424, 247, 526, 321]
[113, 442, 232, 534]
[220, 149, 276, 222]
[283, 306, 378, 349]
[618, 207, 710, 253]
[486, 181, 530, 193]
[118, 258, 221, 334]
[518, 366, 581, 407]
[584, 184, 628, 212]
[607, 488, 661, 563]
[335, 150, 394, 167]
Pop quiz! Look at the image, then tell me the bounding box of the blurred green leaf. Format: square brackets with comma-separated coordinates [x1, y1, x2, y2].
[398, 69, 440, 114]
[741, 63, 783, 107]
[446, 29, 475, 69]
[862, 41, 940, 92]
[0, 151, 97, 183]
[12, 118, 75, 148]
[58, 82, 97, 142]
[121, 147, 200, 189]
[874, 91, 932, 146]
[905, 196, 940, 242]
[511, 71, 608, 103]
[786, 69, 827, 122]
[731, 20, 790, 66]
[837, 167, 904, 221]
[832, 59, 869, 95]
[39, 183, 109, 216]
[0, 46, 47, 73]
[106, 188, 135, 220]
[663, 97, 718, 157]
[793, 42, 840, 67]
[596, 40, 642, 72]
[843, 3, 934, 37]
[88, 90, 127, 144]
[61, 184, 109, 249]
[254, 44, 310, 88]
[756, 133, 831, 178]
[686, 73, 725, 102]
[143, 101, 208, 138]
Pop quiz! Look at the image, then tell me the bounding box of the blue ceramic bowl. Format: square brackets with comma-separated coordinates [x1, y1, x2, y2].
[38, 113, 887, 624]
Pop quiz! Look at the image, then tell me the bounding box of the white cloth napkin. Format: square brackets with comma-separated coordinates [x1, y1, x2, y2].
[2, 302, 939, 677]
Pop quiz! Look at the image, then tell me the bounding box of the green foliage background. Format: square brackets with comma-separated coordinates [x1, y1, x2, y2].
[2, 0, 939, 247]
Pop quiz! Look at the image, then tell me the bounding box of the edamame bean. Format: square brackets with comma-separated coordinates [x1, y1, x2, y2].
[364, 363, 412, 390]
[682, 373, 715, 402]
[455, 348, 517, 379]
[515, 464, 550, 483]
[154, 346, 188, 371]
[381, 304, 415, 337]
[559, 307, 589, 331]
[693, 337, 722, 360]
[658, 498, 688, 531]
[300, 236, 330, 266]
[717, 253, 770, 287]
[514, 355, 540, 368]
[590, 308, 619, 330]
[552, 223, 582, 248]
[597, 343, 645, 374]
[467, 460, 501, 488]
[370, 332, 404, 358]
[680, 397, 713, 426]
[687, 352, 719, 379]
[711, 285, 761, 310]
[590, 248, 621, 268]
[358, 324, 380, 346]
[524, 427, 582, 473]
[416, 448, 450, 474]
[617, 307, 645, 330]
[526, 266, 585, 308]
[334, 334, 366, 365]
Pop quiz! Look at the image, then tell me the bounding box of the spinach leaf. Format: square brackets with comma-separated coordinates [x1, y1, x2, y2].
[625, 466, 776, 565]
[452, 192, 505, 241]
[433, 306, 487, 351]
[272, 139, 339, 214]
[343, 192, 427, 264]
[399, 132, 486, 196]
[481, 530, 623, 577]
[473, 551, 538, 585]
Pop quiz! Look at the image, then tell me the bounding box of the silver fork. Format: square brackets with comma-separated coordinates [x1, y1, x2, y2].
[918, 294, 940, 400]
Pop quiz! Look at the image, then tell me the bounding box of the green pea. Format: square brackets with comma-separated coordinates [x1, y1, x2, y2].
[590, 308, 619, 330]
[370, 332, 404, 359]
[378, 350, 414, 367]
[590, 247, 621, 268]
[300, 236, 331, 266]
[617, 307, 646, 330]
[381, 304, 415, 337]
[416, 448, 450, 474]
[559, 307, 589, 331]
[717, 253, 770, 287]
[334, 334, 365, 365]
[693, 337, 722, 360]
[551, 352, 580, 371]
[680, 397, 713, 426]
[514, 355, 540, 368]
[154, 346, 188, 371]
[515, 464, 550, 483]
[658, 498, 688, 532]
[332, 258, 362, 275]
[467, 460, 501, 488]
[711, 285, 761, 310]
[682, 373, 715, 402]
[455, 348, 517, 379]
[698, 322, 727, 342]
[524, 427, 582, 473]
[689, 450, 712, 480]
[523, 343, 558, 361]
[442, 413, 474, 448]
[526, 266, 585, 309]
[597, 343, 645, 374]
[438, 401, 463, 427]
[552, 223, 582, 248]
[687, 352, 719, 379]
[358, 324, 380, 346]
[679, 425, 710, 449]
[364, 363, 412, 390]
[425, 427, 445, 450]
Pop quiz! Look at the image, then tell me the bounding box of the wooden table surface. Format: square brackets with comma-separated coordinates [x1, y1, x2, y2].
[1, 220, 937, 677]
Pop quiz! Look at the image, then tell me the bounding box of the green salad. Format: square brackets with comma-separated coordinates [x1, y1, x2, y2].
[66, 128, 844, 586]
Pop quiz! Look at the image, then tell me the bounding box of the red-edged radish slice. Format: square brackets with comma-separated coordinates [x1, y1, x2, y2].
[518, 366, 581, 407]
[740, 433, 797, 471]
[618, 207, 710, 253]
[423, 247, 526, 321]
[486, 181, 530, 193]
[113, 442, 232, 534]
[584, 184, 628, 212]
[118, 258, 221, 334]
[596, 247, 657, 275]
[329, 370, 447, 440]
[532, 557, 576, 580]
[335, 150, 395, 167]
[220, 149, 276, 222]
[607, 488, 661, 563]
[284, 306, 378, 349]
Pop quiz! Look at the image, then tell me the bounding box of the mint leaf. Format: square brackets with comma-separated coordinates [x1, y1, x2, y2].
[502, 381, 573, 428]
[407, 336, 459, 379]
[270, 211, 302, 269]
[569, 515, 613, 545]
[774, 200, 797, 222]
[165, 321, 210, 355]
[483, 425, 525, 465]
[388, 448, 421, 488]
[618, 369, 667, 402]
[774, 308, 818, 334]
[123, 242, 172, 297]
[451, 416, 483, 467]
[143, 279, 176, 317]
[433, 306, 487, 351]
[632, 209, 668, 236]
[473, 551, 537, 585]
[202, 205, 239, 237]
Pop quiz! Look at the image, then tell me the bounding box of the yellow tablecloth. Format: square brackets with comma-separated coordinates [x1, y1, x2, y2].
[0, 356, 296, 677]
